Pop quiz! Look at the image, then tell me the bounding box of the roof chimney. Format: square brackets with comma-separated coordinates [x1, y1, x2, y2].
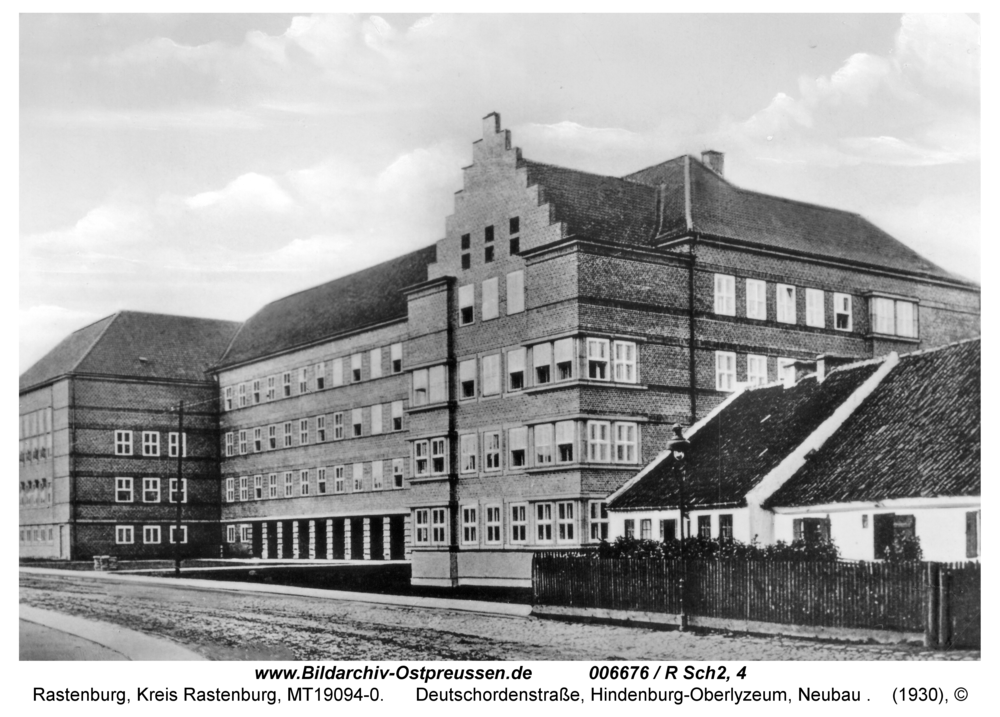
[701, 150, 724, 176]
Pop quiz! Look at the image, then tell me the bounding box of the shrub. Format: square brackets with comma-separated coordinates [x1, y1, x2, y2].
[591, 534, 840, 562]
[880, 532, 923, 562]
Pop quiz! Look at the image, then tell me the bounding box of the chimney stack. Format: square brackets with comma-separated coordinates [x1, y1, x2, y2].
[701, 150, 724, 176]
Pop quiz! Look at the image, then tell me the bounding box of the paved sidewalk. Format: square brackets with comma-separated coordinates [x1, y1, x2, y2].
[20, 604, 207, 661]
[19, 566, 532, 617]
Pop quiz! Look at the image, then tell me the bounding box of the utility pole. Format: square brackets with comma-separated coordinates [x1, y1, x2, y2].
[174, 401, 184, 578]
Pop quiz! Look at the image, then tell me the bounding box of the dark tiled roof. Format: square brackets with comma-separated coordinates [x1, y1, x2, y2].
[219, 245, 437, 368]
[609, 361, 882, 511]
[621, 156, 689, 238]
[524, 160, 660, 246]
[19, 312, 240, 393]
[766, 339, 980, 507]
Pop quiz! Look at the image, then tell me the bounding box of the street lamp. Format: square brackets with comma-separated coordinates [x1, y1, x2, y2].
[666, 423, 690, 630]
[174, 401, 184, 578]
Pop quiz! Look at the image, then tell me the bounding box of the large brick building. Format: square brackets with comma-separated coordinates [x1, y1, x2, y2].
[21, 113, 979, 583]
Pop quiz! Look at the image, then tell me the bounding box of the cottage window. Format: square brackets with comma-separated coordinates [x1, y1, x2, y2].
[714, 274, 736, 316]
[624, 519, 635, 539]
[698, 515, 712, 538]
[660, 519, 677, 541]
[719, 514, 734, 541]
[640, 519, 652, 540]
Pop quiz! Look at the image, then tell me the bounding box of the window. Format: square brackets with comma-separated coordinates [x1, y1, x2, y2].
[896, 300, 917, 338]
[167, 432, 187, 458]
[966, 510, 981, 559]
[485, 505, 502, 544]
[239, 476, 248, 501]
[719, 514, 734, 541]
[431, 438, 448, 474]
[266, 375, 276, 401]
[268, 473, 277, 498]
[459, 358, 477, 399]
[387, 343, 403, 375]
[431, 508, 447, 544]
[168, 479, 187, 503]
[557, 502, 575, 542]
[459, 284, 475, 325]
[461, 252, 471, 270]
[371, 404, 383, 435]
[533, 342, 552, 385]
[315, 362, 326, 390]
[461, 434, 478, 473]
[224, 386, 233, 411]
[391, 401, 403, 431]
[299, 469, 310, 496]
[299, 418, 309, 445]
[282, 372, 292, 397]
[284, 472, 293, 497]
[747, 354, 768, 386]
[332, 358, 344, 386]
[660, 519, 677, 541]
[534, 423, 554, 465]
[611, 341, 637, 383]
[698, 515, 712, 538]
[282, 423, 292, 448]
[614, 422, 638, 463]
[587, 338, 609, 380]
[461, 233, 471, 250]
[509, 427, 527, 467]
[299, 367, 309, 393]
[240, 525, 252, 542]
[414, 509, 430, 545]
[333, 412, 344, 440]
[142, 431, 159, 456]
[482, 277, 499, 319]
[252, 380, 261, 404]
[226, 525, 236, 543]
[507, 347, 525, 391]
[169, 526, 188, 544]
[429, 365, 447, 403]
[714, 274, 735, 315]
[266, 425, 276, 450]
[253, 427, 262, 452]
[142, 477, 160, 503]
[254, 474, 263, 500]
[226, 477, 234, 502]
[239, 383, 247, 407]
[115, 477, 133, 503]
[334, 466, 345, 493]
[587, 421, 610, 462]
[225, 432, 234, 457]
[834, 293, 853, 331]
[589, 501, 609, 541]
[536, 503, 554, 542]
[372, 461, 384, 490]
[483, 431, 501, 471]
[715, 351, 736, 392]
[391, 458, 404, 488]
[777, 284, 796, 324]
[462, 506, 478, 544]
[115, 526, 134, 545]
[351, 353, 363, 382]
[370, 347, 383, 379]
[412, 369, 428, 406]
[796, 516, 833, 546]
[552, 338, 573, 380]
[640, 518, 652, 540]
[317, 415, 327, 442]
[509, 216, 520, 236]
[777, 357, 796, 383]
[746, 278, 767, 320]
[485, 224, 494, 243]
[352, 408, 363, 437]
[511, 504, 527, 543]
[806, 288, 825, 328]
[506, 270, 524, 314]
[414, 440, 429, 476]
[238, 430, 247, 455]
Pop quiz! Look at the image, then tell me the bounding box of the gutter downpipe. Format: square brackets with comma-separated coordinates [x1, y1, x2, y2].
[688, 234, 699, 426]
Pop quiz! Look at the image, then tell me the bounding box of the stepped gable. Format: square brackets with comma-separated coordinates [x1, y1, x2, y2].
[218, 245, 437, 368]
[766, 339, 980, 508]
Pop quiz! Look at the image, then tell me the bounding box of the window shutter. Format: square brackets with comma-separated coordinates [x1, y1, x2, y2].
[533, 342, 552, 369]
[458, 284, 474, 308]
[459, 359, 476, 382]
[508, 347, 525, 373]
[966, 511, 979, 558]
[554, 338, 573, 364]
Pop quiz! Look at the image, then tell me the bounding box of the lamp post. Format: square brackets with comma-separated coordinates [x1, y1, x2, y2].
[174, 401, 184, 578]
[666, 423, 690, 631]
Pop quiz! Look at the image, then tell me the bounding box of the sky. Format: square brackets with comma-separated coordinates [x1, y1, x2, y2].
[19, 13, 981, 373]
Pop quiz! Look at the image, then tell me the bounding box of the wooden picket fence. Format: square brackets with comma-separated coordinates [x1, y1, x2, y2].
[533, 554, 980, 646]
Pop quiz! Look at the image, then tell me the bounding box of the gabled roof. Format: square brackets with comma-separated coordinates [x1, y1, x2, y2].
[217, 245, 436, 368]
[608, 360, 882, 511]
[766, 339, 980, 508]
[19, 311, 240, 393]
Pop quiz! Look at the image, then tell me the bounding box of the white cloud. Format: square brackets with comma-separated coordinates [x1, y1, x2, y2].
[186, 173, 296, 213]
[19, 305, 104, 373]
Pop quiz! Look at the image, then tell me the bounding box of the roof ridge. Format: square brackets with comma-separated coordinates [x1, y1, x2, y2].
[898, 335, 980, 361]
[523, 159, 647, 188]
[620, 154, 687, 181]
[114, 309, 239, 325]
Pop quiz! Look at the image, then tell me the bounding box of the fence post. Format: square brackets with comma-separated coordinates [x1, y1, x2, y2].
[938, 566, 951, 648]
[924, 563, 939, 648]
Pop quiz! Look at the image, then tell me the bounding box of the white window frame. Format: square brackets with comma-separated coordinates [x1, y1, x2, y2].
[485, 505, 502, 545]
[390, 343, 403, 373]
[506, 270, 524, 315]
[333, 412, 344, 440]
[370, 347, 383, 379]
[461, 505, 478, 545]
[534, 423, 554, 466]
[747, 354, 768, 386]
[589, 500, 609, 542]
[554, 337, 574, 381]
[714, 274, 736, 316]
[284, 471, 293, 497]
[507, 347, 525, 391]
[414, 440, 429, 477]
[252, 379, 261, 404]
[777, 284, 796, 324]
[224, 432, 234, 457]
[805, 288, 825, 328]
[226, 525, 236, 543]
[142, 477, 160, 503]
[115, 477, 133, 503]
[266, 473, 276, 498]
[614, 422, 638, 464]
[224, 386, 233, 411]
[556, 420, 575, 463]
[282, 372, 292, 397]
[225, 477, 234, 503]
[240, 525, 252, 543]
[896, 300, 918, 338]
[414, 509, 430, 545]
[351, 353, 363, 382]
[315, 362, 326, 390]
[238, 430, 247, 455]
[334, 465, 345, 493]
[459, 358, 477, 399]
[557, 501, 576, 543]
[587, 421, 610, 463]
[431, 507, 447, 544]
[282, 422, 292, 448]
[459, 283, 475, 325]
[168, 432, 187, 458]
[460, 434, 478, 473]
[267, 424, 276, 450]
[587, 338, 610, 381]
[484, 430, 501, 471]
[431, 437, 448, 475]
[715, 351, 736, 392]
[299, 367, 309, 393]
[142, 431, 159, 456]
[115, 525, 134, 545]
[317, 415, 327, 442]
[535, 503, 554, 543]
[746, 278, 766, 320]
[509, 426, 527, 468]
[372, 460, 384, 490]
[238, 383, 247, 407]
[239, 475, 248, 501]
[353, 463, 364, 492]
[834, 293, 853, 331]
[169, 525, 188, 544]
[482, 277, 499, 320]
[253, 427, 263, 452]
[300, 469, 310, 496]
[352, 408, 363, 438]
[299, 418, 309, 445]
[168, 478, 188, 504]
[613, 341, 637, 383]
[392, 458, 404, 489]
[391, 401, 403, 431]
[254, 474, 263, 500]
[266, 375, 276, 401]
[510, 503, 527, 544]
